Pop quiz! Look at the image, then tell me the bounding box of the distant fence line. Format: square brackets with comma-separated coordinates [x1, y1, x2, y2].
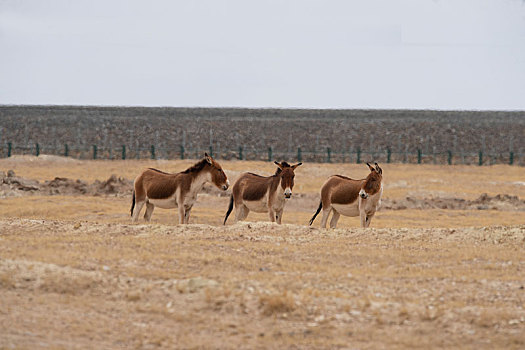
[1, 142, 523, 166]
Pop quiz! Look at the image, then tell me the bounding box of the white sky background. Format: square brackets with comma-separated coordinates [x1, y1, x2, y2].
[1, 0, 525, 110]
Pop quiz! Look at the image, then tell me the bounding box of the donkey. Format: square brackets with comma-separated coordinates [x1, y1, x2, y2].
[131, 153, 229, 224]
[223, 161, 302, 225]
[309, 162, 383, 228]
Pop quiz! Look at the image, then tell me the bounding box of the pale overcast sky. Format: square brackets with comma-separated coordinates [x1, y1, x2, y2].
[1, 0, 525, 110]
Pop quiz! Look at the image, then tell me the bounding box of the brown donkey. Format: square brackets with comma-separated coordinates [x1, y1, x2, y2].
[131, 153, 229, 224]
[224, 161, 302, 225]
[309, 162, 383, 228]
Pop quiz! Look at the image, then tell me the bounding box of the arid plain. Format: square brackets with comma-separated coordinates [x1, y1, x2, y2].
[1, 156, 524, 349]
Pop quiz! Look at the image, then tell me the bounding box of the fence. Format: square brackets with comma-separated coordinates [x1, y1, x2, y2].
[1, 142, 523, 166]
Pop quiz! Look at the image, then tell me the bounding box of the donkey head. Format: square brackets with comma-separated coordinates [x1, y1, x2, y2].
[274, 161, 302, 198]
[204, 153, 229, 191]
[359, 162, 383, 199]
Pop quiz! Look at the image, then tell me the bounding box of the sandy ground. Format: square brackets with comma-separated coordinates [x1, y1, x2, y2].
[1, 156, 525, 349]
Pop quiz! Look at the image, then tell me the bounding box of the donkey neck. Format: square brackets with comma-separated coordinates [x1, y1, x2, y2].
[189, 168, 212, 191]
[269, 174, 283, 194]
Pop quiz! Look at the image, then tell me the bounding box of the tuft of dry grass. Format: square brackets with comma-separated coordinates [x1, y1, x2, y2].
[259, 291, 296, 316]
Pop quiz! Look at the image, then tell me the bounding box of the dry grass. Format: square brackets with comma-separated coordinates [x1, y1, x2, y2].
[259, 290, 296, 316]
[1, 220, 524, 349]
[1, 157, 525, 349]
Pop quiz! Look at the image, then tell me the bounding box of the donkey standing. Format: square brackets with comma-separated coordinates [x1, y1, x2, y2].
[309, 163, 383, 228]
[224, 161, 302, 224]
[131, 153, 229, 224]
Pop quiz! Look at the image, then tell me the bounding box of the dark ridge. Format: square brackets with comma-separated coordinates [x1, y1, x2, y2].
[1, 105, 523, 163]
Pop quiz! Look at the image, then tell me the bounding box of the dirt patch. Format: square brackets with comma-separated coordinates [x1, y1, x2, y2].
[1, 170, 132, 197]
[383, 193, 525, 211]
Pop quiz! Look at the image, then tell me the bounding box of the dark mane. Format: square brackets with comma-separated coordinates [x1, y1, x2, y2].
[333, 174, 368, 181]
[247, 170, 282, 178]
[181, 159, 209, 174]
[247, 172, 266, 178]
[272, 162, 290, 176]
[148, 168, 171, 175]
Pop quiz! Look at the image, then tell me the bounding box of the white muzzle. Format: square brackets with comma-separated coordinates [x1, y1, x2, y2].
[359, 189, 369, 199]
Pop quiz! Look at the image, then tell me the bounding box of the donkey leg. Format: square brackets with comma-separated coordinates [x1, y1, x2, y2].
[359, 210, 367, 228]
[132, 201, 146, 223]
[275, 209, 283, 224]
[268, 209, 276, 223]
[329, 210, 340, 229]
[143, 203, 154, 222]
[319, 207, 332, 228]
[184, 206, 193, 224]
[235, 205, 249, 222]
[177, 205, 186, 225]
[365, 213, 374, 228]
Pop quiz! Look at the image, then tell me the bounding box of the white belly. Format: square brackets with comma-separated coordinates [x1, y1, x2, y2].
[244, 199, 268, 213]
[332, 202, 360, 217]
[147, 196, 177, 209]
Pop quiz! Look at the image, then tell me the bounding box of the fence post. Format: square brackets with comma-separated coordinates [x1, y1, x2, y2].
[209, 146, 213, 158]
[417, 149, 422, 164]
[151, 145, 156, 160]
[297, 147, 302, 163]
[268, 147, 272, 162]
[356, 147, 361, 164]
[447, 150, 452, 165]
[387, 147, 391, 164]
[478, 150, 483, 166]
[509, 151, 514, 165]
[64, 144, 69, 157]
[326, 147, 331, 163]
[180, 145, 185, 160]
[35, 143, 40, 157]
[238, 146, 243, 160]
[122, 145, 126, 160]
[93, 145, 97, 160]
[7, 142, 12, 157]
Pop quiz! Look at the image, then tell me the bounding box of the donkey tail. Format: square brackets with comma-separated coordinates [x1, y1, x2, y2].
[309, 200, 323, 226]
[130, 190, 136, 217]
[223, 195, 234, 225]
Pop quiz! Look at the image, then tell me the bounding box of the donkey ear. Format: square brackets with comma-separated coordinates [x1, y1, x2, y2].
[274, 161, 283, 169]
[366, 162, 375, 172]
[291, 162, 302, 169]
[375, 162, 382, 174]
[204, 152, 213, 164]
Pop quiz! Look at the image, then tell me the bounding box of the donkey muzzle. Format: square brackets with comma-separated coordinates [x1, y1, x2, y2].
[359, 190, 369, 199]
[222, 184, 229, 191]
[284, 193, 292, 199]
